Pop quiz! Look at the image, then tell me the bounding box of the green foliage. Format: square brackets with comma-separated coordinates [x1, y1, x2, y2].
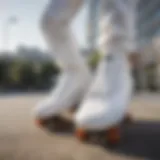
[9, 61, 23, 84]
[0, 60, 7, 84]
[88, 50, 102, 70]
[0, 59, 60, 91]
[37, 62, 60, 89]
[0, 59, 11, 87]
[18, 63, 37, 89]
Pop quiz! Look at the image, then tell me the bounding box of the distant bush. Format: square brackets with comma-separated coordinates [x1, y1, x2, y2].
[0, 59, 60, 92]
[0, 59, 12, 89]
[35, 62, 60, 90]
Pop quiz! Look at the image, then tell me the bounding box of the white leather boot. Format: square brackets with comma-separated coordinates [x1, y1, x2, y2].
[33, 0, 91, 126]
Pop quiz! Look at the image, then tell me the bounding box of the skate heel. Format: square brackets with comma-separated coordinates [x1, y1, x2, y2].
[107, 126, 121, 145]
[35, 115, 73, 133]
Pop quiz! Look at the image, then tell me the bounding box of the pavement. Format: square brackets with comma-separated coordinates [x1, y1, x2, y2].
[0, 92, 160, 160]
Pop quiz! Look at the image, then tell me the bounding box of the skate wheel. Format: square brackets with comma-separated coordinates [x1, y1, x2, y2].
[35, 118, 46, 128]
[107, 127, 121, 145]
[75, 129, 88, 141]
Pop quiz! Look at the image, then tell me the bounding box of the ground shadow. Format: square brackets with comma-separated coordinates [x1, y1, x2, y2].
[104, 120, 160, 160]
[43, 117, 74, 135]
[44, 119, 160, 160]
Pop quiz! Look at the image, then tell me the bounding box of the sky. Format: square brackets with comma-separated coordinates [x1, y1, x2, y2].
[0, 0, 88, 51]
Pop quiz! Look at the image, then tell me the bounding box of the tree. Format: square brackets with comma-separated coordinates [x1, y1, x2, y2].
[0, 59, 11, 88]
[17, 62, 37, 90]
[38, 62, 60, 89]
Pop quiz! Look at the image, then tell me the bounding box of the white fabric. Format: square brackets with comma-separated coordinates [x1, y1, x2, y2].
[99, 0, 138, 54]
[75, 0, 135, 130]
[34, 71, 91, 119]
[34, 0, 136, 130]
[40, 0, 85, 70]
[33, 0, 91, 119]
[75, 54, 133, 130]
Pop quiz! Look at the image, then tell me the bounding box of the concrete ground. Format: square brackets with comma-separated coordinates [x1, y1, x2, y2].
[0, 92, 160, 160]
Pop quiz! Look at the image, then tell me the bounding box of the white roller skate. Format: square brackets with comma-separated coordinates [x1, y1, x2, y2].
[34, 69, 91, 131]
[74, 0, 136, 145]
[74, 53, 133, 145]
[33, 0, 91, 131]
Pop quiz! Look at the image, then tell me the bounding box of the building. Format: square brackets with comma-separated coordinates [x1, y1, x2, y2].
[137, 0, 160, 89]
[137, 0, 160, 64]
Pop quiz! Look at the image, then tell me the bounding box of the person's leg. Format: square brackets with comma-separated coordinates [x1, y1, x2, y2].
[74, 0, 134, 143]
[33, 0, 91, 126]
[41, 0, 86, 70]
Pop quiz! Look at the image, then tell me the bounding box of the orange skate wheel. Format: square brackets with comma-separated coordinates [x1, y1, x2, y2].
[35, 118, 46, 127]
[107, 127, 121, 145]
[75, 129, 88, 141]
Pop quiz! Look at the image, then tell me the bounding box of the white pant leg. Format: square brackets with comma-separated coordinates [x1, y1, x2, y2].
[33, 0, 92, 119]
[41, 0, 85, 70]
[75, 0, 134, 130]
[99, 0, 138, 54]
